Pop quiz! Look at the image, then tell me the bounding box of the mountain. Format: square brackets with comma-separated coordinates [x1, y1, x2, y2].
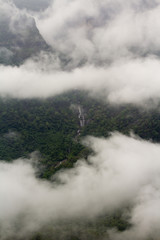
[0, 1, 160, 240]
[0, 90, 160, 178]
[0, 12, 49, 65]
[1, 90, 159, 239]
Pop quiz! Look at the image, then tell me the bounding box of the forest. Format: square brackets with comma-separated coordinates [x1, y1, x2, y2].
[1, 1, 160, 239]
[1, 90, 160, 179]
[1, 90, 159, 239]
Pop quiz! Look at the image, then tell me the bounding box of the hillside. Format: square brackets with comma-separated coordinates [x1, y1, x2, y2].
[0, 13, 49, 65]
[0, 90, 160, 179]
[0, 1, 160, 240]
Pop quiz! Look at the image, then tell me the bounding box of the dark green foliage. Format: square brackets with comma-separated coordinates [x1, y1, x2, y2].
[0, 94, 85, 177]
[30, 211, 130, 240]
[1, 90, 159, 239]
[1, 90, 160, 178]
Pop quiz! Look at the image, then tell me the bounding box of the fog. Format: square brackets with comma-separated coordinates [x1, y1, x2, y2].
[0, 0, 34, 36]
[36, 0, 160, 64]
[1, 133, 160, 239]
[1, 1, 160, 239]
[1, 58, 160, 105]
[12, 0, 51, 12]
[0, 0, 160, 105]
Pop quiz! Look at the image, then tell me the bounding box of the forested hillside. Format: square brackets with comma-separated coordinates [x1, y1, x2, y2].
[0, 90, 160, 179]
[1, 1, 160, 239]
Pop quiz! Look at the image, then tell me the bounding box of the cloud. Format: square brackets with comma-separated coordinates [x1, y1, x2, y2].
[11, 0, 51, 12]
[0, 0, 160, 106]
[1, 133, 160, 239]
[0, 0, 33, 36]
[1, 57, 160, 105]
[1, 2, 160, 239]
[35, 0, 160, 65]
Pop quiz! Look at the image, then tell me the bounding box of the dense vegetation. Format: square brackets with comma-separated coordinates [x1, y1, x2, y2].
[1, 2, 158, 239]
[30, 211, 130, 240]
[1, 90, 160, 239]
[0, 90, 160, 179]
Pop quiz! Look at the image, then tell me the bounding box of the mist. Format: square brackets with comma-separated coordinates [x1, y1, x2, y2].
[0, 0, 160, 105]
[1, 133, 160, 239]
[12, 0, 51, 12]
[1, 57, 160, 105]
[1, 1, 160, 239]
[36, 0, 160, 64]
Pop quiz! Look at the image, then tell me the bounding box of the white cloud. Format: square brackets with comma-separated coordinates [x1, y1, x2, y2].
[1, 133, 160, 239]
[1, 57, 160, 105]
[0, 0, 34, 36]
[0, 0, 160, 106]
[35, 0, 160, 64]
[1, 2, 160, 239]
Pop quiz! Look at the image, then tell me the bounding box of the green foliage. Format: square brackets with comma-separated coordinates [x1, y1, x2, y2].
[30, 211, 130, 240]
[1, 91, 160, 178]
[1, 90, 159, 239]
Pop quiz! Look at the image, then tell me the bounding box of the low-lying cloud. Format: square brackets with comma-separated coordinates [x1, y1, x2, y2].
[1, 2, 160, 239]
[1, 57, 160, 105]
[0, 0, 160, 106]
[1, 133, 160, 239]
[36, 0, 160, 64]
[0, 0, 34, 36]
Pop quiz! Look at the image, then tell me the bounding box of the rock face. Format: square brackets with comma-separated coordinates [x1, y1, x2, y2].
[0, 11, 50, 65]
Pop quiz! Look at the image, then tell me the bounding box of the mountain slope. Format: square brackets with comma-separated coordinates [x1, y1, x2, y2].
[0, 11, 49, 65]
[0, 91, 160, 178]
